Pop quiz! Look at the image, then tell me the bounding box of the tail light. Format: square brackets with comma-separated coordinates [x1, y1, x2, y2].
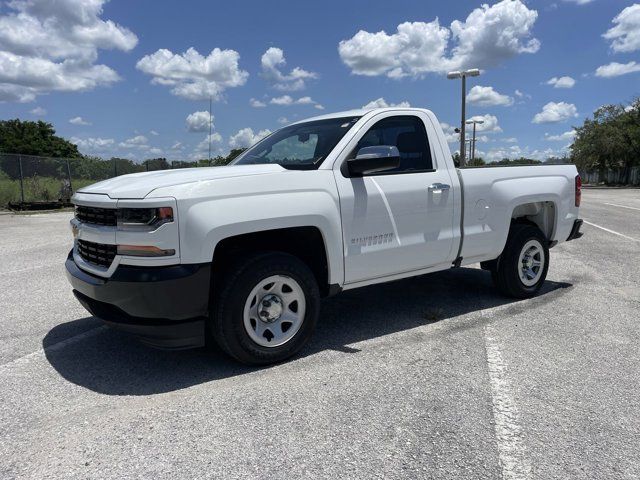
[575, 174, 582, 207]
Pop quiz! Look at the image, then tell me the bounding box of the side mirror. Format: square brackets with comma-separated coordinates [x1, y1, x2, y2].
[347, 146, 400, 177]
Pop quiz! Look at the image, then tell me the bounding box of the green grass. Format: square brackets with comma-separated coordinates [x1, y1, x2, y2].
[0, 176, 97, 207]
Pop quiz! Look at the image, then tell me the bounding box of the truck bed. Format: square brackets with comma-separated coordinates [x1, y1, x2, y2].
[457, 164, 580, 265]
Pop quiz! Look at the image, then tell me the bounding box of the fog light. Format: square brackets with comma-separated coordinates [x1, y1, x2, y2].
[117, 245, 175, 257]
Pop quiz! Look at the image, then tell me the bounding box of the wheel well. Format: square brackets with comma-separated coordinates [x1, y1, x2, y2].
[511, 201, 555, 240]
[212, 227, 331, 296]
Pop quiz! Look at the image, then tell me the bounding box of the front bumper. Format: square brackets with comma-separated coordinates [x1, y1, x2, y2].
[65, 251, 211, 349]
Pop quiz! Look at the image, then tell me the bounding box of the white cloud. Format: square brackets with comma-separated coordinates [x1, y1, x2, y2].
[171, 141, 184, 150]
[195, 133, 223, 153]
[29, 106, 46, 116]
[603, 4, 640, 53]
[338, 0, 539, 78]
[477, 135, 490, 143]
[467, 114, 502, 132]
[532, 102, 578, 123]
[136, 47, 249, 101]
[485, 146, 518, 161]
[514, 89, 532, 101]
[502, 137, 518, 143]
[314, 104, 325, 110]
[546, 76, 576, 88]
[269, 95, 322, 107]
[562, 0, 595, 5]
[362, 98, 411, 109]
[277, 117, 289, 124]
[270, 95, 294, 106]
[148, 147, 163, 156]
[595, 61, 640, 78]
[150, 130, 159, 136]
[71, 136, 115, 153]
[69, 116, 91, 126]
[260, 47, 317, 91]
[484, 145, 564, 162]
[250, 98, 267, 108]
[545, 130, 576, 141]
[185, 111, 212, 132]
[119, 135, 149, 149]
[467, 86, 513, 107]
[0, 0, 137, 102]
[228, 128, 271, 148]
[441, 122, 459, 143]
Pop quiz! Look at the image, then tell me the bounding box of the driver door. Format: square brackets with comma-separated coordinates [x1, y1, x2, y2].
[334, 112, 457, 284]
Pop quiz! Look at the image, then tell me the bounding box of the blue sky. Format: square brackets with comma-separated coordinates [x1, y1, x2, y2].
[1, 0, 639, 162]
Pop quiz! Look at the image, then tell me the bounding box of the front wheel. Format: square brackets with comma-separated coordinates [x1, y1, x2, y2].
[492, 223, 550, 299]
[211, 252, 320, 365]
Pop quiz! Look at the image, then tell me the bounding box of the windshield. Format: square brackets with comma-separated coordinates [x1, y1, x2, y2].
[232, 116, 361, 170]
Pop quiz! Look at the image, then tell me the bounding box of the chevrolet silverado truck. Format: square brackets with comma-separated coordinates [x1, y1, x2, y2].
[66, 108, 583, 364]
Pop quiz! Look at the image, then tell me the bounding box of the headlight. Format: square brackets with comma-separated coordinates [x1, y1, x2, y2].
[117, 207, 173, 230]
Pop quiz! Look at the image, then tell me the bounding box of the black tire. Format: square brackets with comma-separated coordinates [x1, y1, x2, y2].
[210, 252, 320, 365]
[492, 223, 550, 299]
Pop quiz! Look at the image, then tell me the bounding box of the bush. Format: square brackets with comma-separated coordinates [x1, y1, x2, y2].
[0, 178, 20, 207]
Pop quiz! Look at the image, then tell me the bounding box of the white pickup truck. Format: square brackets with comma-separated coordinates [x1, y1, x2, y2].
[66, 107, 583, 364]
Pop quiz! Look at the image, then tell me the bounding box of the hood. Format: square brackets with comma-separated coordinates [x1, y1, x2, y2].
[77, 164, 286, 199]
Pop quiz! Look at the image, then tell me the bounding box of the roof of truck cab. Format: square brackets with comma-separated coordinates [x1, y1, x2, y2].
[292, 107, 432, 124]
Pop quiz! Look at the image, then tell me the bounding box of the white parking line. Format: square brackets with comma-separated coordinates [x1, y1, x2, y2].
[0, 326, 106, 372]
[583, 220, 639, 242]
[604, 202, 640, 212]
[484, 326, 531, 480]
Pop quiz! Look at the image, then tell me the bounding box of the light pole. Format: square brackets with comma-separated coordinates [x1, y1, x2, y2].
[447, 68, 480, 167]
[465, 119, 484, 161]
[208, 96, 213, 165]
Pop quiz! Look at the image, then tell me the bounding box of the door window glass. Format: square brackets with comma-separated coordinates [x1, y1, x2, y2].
[355, 116, 433, 172]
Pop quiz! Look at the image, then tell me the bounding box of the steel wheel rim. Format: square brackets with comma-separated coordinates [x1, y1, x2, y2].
[518, 239, 545, 287]
[243, 275, 306, 348]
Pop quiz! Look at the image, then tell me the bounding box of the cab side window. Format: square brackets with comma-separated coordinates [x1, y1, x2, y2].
[356, 116, 433, 173]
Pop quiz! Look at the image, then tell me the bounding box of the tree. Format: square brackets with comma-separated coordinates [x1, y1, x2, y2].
[0, 119, 80, 157]
[467, 157, 486, 167]
[193, 148, 248, 167]
[226, 148, 247, 163]
[571, 98, 640, 184]
[494, 157, 541, 166]
[144, 158, 171, 171]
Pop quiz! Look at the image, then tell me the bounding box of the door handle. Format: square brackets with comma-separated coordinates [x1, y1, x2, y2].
[428, 183, 450, 192]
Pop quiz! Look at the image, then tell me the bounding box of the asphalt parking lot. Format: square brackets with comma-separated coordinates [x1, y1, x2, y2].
[1, 188, 639, 480]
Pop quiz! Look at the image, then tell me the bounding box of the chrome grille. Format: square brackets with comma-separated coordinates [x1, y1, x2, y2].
[77, 239, 116, 268]
[75, 206, 117, 226]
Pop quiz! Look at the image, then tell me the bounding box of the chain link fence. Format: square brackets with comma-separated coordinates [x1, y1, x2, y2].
[0, 154, 223, 209]
[3, 153, 638, 209]
[579, 167, 640, 186]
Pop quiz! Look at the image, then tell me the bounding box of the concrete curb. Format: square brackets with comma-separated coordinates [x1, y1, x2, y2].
[583, 185, 640, 189]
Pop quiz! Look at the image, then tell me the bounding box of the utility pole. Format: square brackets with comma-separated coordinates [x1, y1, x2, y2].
[465, 119, 485, 162]
[208, 96, 212, 164]
[447, 69, 480, 167]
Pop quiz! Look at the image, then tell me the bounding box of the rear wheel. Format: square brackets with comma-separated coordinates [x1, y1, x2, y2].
[491, 223, 549, 298]
[211, 252, 320, 365]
